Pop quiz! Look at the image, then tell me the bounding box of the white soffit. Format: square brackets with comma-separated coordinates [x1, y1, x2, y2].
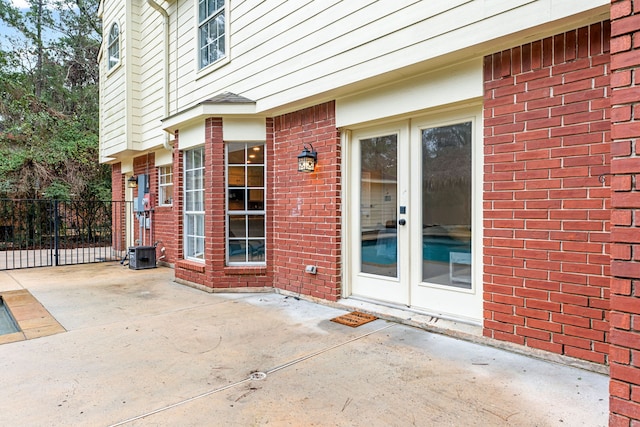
[336, 58, 483, 128]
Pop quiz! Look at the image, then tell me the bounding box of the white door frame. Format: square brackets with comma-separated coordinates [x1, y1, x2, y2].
[408, 108, 483, 322]
[342, 105, 483, 323]
[347, 121, 410, 306]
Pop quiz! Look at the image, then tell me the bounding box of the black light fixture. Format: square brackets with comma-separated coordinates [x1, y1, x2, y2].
[297, 144, 317, 173]
[127, 175, 138, 189]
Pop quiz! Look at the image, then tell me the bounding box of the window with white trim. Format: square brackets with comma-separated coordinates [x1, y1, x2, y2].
[198, 0, 226, 69]
[107, 22, 119, 69]
[226, 143, 265, 265]
[158, 166, 173, 205]
[184, 148, 205, 261]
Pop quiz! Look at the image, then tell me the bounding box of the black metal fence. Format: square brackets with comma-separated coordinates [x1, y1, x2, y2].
[0, 199, 132, 270]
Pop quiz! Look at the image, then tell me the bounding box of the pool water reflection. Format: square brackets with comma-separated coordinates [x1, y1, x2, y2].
[0, 299, 19, 335]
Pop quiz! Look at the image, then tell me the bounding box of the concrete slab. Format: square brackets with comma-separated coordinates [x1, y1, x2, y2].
[0, 263, 608, 426]
[0, 269, 25, 292]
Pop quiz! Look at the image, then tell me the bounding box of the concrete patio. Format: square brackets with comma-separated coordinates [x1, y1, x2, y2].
[0, 263, 608, 426]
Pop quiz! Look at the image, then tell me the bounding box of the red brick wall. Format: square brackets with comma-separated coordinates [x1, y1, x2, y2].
[483, 22, 611, 364]
[133, 153, 156, 247]
[152, 148, 177, 265]
[127, 152, 178, 264]
[272, 102, 342, 301]
[173, 130, 185, 268]
[153, 200, 176, 264]
[609, 0, 640, 424]
[111, 163, 126, 252]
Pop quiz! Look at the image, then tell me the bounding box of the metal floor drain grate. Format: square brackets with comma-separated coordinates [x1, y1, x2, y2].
[248, 372, 267, 381]
[331, 311, 377, 328]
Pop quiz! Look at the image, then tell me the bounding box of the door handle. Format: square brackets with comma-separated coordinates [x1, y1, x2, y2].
[398, 219, 406, 226]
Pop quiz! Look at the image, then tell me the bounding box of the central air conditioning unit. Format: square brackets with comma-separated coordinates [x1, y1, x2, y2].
[128, 246, 156, 270]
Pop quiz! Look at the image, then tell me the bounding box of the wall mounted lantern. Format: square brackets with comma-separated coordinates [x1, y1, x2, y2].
[297, 144, 317, 173]
[127, 175, 138, 189]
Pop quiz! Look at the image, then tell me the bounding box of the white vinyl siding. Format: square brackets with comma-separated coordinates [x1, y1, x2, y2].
[132, 2, 166, 149]
[99, 0, 169, 161]
[99, 0, 127, 161]
[169, 0, 608, 115]
[100, 0, 608, 163]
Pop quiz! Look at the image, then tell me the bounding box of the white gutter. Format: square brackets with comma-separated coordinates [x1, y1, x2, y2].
[147, 0, 173, 150]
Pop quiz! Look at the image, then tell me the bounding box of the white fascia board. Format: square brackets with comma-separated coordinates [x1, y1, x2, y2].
[162, 102, 258, 133]
[100, 155, 116, 164]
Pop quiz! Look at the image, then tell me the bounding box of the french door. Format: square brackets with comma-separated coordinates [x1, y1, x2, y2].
[349, 110, 482, 322]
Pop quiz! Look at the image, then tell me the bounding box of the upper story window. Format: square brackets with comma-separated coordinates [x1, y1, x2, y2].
[107, 22, 120, 69]
[198, 0, 225, 69]
[158, 166, 173, 206]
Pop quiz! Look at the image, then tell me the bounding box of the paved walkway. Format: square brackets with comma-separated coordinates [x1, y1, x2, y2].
[0, 263, 608, 426]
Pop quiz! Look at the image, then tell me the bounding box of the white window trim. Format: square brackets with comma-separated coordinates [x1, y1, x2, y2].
[226, 142, 266, 266]
[158, 165, 174, 206]
[184, 147, 205, 262]
[107, 21, 120, 72]
[195, 0, 230, 77]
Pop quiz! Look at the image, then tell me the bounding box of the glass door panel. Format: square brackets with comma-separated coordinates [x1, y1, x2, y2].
[421, 122, 472, 289]
[350, 123, 409, 306]
[409, 110, 482, 323]
[360, 134, 398, 278]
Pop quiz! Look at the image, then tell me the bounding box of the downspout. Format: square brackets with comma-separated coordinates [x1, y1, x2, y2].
[147, 0, 173, 150]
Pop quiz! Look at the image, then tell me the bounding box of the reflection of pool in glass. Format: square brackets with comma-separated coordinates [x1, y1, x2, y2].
[361, 231, 471, 287]
[362, 240, 396, 266]
[361, 235, 470, 265]
[423, 236, 471, 262]
[0, 299, 19, 335]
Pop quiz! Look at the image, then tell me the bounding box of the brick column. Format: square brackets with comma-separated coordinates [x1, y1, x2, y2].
[111, 163, 126, 252]
[272, 101, 342, 301]
[610, 0, 640, 424]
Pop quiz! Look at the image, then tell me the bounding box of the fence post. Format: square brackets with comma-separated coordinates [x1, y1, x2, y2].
[53, 200, 60, 266]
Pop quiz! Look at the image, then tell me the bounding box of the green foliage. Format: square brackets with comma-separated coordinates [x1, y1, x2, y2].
[43, 179, 70, 199]
[0, 0, 108, 200]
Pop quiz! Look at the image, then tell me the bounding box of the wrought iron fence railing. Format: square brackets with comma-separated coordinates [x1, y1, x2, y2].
[0, 199, 132, 270]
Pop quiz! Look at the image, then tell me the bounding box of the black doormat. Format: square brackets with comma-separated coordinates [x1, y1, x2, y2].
[331, 311, 377, 327]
